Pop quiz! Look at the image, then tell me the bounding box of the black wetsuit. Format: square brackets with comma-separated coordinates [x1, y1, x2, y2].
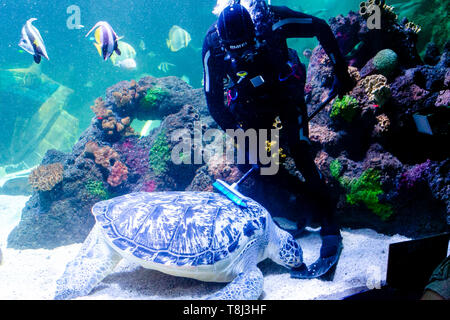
[202, 6, 351, 237]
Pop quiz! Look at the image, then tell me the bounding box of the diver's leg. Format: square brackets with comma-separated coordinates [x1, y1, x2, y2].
[280, 98, 341, 237]
[280, 99, 343, 279]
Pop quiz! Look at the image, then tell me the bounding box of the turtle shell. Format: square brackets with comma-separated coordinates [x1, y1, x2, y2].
[92, 192, 267, 267]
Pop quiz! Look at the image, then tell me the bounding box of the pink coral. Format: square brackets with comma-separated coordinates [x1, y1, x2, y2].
[107, 161, 128, 187]
[142, 180, 157, 192]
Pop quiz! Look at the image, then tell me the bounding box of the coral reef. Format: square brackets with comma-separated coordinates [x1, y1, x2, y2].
[141, 180, 157, 193]
[85, 180, 110, 200]
[28, 163, 64, 191]
[148, 130, 171, 175]
[360, 74, 391, 106]
[398, 160, 431, 191]
[342, 168, 394, 221]
[90, 97, 113, 119]
[111, 79, 148, 109]
[107, 161, 128, 187]
[140, 86, 169, 110]
[330, 95, 359, 123]
[330, 159, 343, 180]
[372, 49, 399, 78]
[84, 141, 119, 169]
[373, 114, 391, 136]
[114, 139, 149, 175]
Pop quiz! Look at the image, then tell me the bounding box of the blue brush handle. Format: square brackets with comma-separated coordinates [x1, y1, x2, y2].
[235, 165, 258, 186]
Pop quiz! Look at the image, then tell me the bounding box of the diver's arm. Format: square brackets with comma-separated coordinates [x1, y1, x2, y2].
[271, 6, 351, 83]
[202, 32, 239, 131]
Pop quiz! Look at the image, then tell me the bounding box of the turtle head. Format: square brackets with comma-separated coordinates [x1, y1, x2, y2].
[267, 220, 303, 269]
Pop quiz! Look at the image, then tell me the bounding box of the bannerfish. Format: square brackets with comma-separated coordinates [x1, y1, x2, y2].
[19, 18, 49, 64]
[85, 21, 122, 61]
[110, 41, 136, 66]
[158, 62, 175, 73]
[116, 58, 137, 70]
[166, 25, 191, 52]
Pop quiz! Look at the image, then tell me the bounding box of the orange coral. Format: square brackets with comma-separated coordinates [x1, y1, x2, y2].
[84, 141, 99, 154]
[112, 80, 149, 108]
[112, 91, 132, 108]
[121, 117, 131, 126]
[90, 97, 112, 119]
[102, 117, 116, 130]
[84, 142, 119, 169]
[107, 161, 128, 187]
[29, 163, 64, 191]
[90, 80, 150, 139]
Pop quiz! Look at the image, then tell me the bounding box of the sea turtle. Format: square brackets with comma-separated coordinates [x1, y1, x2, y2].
[54, 192, 303, 300]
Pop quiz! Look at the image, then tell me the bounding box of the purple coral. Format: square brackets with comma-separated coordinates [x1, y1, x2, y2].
[115, 139, 149, 175]
[398, 160, 431, 190]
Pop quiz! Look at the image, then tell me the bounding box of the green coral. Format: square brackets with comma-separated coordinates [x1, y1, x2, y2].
[140, 86, 168, 109]
[330, 159, 343, 180]
[149, 130, 171, 175]
[330, 161, 394, 220]
[342, 169, 394, 221]
[330, 95, 359, 123]
[85, 180, 110, 200]
[372, 49, 398, 78]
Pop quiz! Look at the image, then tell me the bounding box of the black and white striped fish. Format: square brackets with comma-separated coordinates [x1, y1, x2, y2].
[85, 21, 122, 61]
[18, 18, 49, 64]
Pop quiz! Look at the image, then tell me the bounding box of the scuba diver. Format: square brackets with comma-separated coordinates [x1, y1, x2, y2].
[202, 0, 354, 278]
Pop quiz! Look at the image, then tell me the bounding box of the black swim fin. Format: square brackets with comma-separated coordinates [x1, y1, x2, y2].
[290, 236, 343, 280]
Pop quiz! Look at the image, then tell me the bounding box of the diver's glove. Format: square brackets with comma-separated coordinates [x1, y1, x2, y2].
[290, 234, 343, 280]
[330, 73, 355, 98]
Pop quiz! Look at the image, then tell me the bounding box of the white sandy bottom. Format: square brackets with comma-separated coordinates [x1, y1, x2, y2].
[0, 195, 424, 300]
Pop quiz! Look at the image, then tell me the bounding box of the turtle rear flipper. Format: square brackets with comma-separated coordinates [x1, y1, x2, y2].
[54, 226, 122, 300]
[207, 266, 264, 300]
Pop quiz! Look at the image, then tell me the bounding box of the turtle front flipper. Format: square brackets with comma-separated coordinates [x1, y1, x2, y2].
[54, 225, 122, 300]
[207, 267, 264, 300]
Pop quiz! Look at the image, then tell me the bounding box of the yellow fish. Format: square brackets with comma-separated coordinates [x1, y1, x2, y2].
[166, 25, 191, 52]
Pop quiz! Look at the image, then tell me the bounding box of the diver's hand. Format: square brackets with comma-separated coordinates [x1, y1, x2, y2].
[330, 73, 354, 98]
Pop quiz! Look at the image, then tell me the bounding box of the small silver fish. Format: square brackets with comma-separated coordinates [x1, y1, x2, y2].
[116, 58, 137, 70]
[303, 49, 312, 59]
[19, 18, 49, 64]
[85, 21, 122, 61]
